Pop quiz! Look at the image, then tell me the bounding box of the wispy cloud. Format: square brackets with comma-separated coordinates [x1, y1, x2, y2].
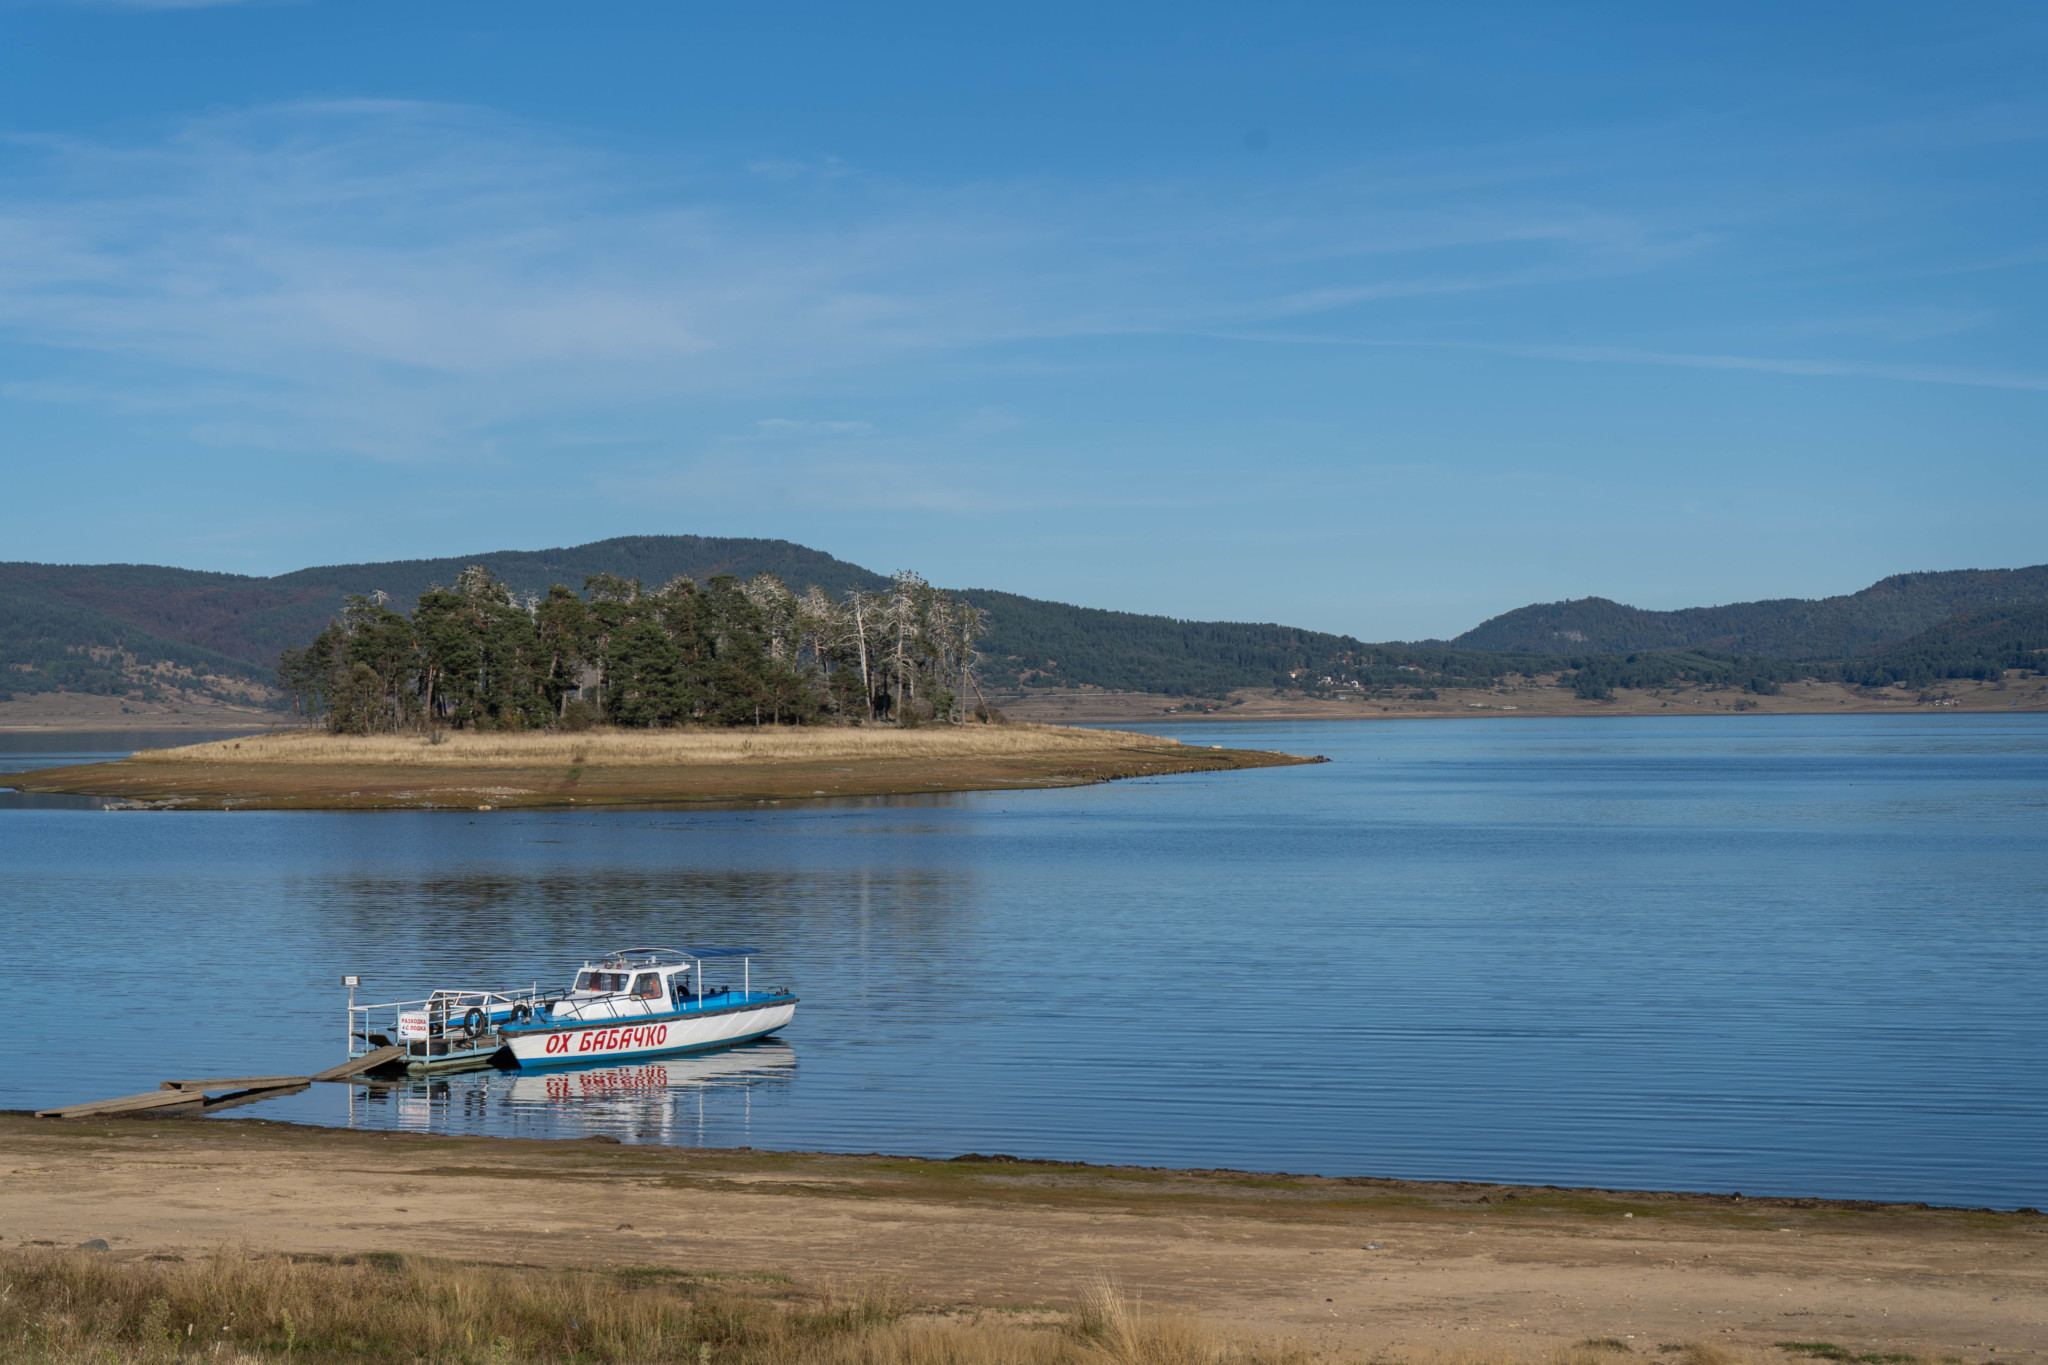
[1197, 331, 2048, 394]
[755, 418, 875, 436]
[0, 96, 2017, 472]
[1500, 342, 2048, 394]
[1775, 306, 1995, 345]
[1255, 226, 1712, 320]
[0, 102, 1020, 459]
[55, 0, 263, 9]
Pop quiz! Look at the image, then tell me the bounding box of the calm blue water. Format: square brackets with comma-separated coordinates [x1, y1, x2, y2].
[2, 716, 2044, 1208]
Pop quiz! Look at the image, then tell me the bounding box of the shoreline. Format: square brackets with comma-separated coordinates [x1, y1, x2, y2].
[0, 692, 286, 733]
[4, 1114, 2039, 1360]
[4, 724, 1320, 810]
[0, 721, 284, 733]
[995, 674, 2048, 725]
[12, 1107, 2037, 1218]
[6, 672, 2043, 734]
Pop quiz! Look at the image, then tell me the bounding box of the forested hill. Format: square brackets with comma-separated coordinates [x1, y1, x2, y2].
[1860, 603, 2048, 682]
[0, 537, 890, 675]
[9, 537, 2048, 707]
[270, 536, 890, 613]
[1453, 566, 2048, 659]
[0, 536, 1372, 700]
[952, 589, 1371, 695]
[0, 588, 273, 702]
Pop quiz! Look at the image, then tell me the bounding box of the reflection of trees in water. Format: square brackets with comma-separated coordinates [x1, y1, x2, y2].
[294, 862, 977, 998]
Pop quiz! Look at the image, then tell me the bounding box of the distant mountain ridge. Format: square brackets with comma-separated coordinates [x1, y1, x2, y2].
[0, 537, 892, 676]
[6, 536, 2048, 706]
[0, 537, 1370, 701]
[951, 587, 1370, 696]
[1452, 566, 2048, 658]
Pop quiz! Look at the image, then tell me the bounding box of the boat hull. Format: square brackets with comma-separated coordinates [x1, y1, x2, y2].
[504, 999, 796, 1069]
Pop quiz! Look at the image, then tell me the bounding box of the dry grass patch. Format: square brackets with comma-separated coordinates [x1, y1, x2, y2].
[1385, 1344, 1782, 1365]
[0, 1247, 1837, 1365]
[136, 724, 1189, 768]
[0, 1251, 1305, 1365]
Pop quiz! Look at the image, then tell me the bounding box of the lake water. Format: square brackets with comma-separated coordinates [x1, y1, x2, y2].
[2, 716, 2044, 1209]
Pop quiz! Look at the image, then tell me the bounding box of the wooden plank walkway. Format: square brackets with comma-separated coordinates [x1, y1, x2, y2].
[36, 1090, 209, 1119]
[311, 1045, 405, 1082]
[37, 1045, 409, 1119]
[200, 1083, 310, 1114]
[160, 1075, 309, 1092]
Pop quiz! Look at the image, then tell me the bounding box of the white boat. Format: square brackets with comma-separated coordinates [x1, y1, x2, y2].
[344, 946, 797, 1074]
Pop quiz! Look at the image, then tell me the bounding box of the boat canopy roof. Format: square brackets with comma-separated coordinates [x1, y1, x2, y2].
[597, 945, 761, 968]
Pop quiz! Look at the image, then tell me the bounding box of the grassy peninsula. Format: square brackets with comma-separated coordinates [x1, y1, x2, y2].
[7, 724, 1316, 810]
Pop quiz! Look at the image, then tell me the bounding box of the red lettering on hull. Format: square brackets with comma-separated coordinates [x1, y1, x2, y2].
[542, 1017, 708, 1063]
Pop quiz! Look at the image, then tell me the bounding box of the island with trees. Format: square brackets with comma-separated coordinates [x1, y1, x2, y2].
[9, 565, 1318, 809]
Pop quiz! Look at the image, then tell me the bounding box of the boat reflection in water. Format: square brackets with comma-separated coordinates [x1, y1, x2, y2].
[345, 1039, 797, 1146]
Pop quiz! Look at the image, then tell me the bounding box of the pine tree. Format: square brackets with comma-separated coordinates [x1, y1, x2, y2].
[279, 564, 991, 730]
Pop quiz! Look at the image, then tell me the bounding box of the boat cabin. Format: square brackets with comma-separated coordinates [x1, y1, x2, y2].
[545, 946, 761, 1023]
[568, 966, 676, 1001]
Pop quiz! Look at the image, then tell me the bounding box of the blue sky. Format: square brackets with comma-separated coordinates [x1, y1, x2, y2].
[1, 1, 2043, 639]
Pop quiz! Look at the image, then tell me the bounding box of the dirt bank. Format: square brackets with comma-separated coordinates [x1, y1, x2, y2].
[1, 1116, 2038, 1360]
[4, 724, 1317, 809]
[0, 691, 286, 732]
[996, 675, 2048, 725]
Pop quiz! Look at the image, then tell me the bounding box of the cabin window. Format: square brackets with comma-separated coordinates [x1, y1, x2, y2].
[575, 970, 628, 993]
[632, 973, 662, 1000]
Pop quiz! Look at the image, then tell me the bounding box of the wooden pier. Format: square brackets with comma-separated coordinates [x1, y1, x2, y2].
[35, 1046, 404, 1120]
[312, 1044, 405, 1081]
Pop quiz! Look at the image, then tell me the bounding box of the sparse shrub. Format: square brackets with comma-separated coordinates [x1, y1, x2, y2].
[1776, 1347, 1920, 1365]
[1672, 1346, 1751, 1365]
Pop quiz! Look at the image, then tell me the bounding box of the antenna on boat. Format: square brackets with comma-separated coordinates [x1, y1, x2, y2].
[343, 975, 360, 1057]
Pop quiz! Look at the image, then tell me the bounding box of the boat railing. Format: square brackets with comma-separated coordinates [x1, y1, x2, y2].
[552, 984, 794, 1021]
[348, 986, 549, 1057]
[672, 984, 793, 1013]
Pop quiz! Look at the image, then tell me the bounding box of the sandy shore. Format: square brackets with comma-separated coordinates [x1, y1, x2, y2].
[0, 1115, 2038, 1359]
[10, 672, 2038, 733]
[0, 691, 286, 732]
[5, 724, 1318, 809]
[996, 675, 2048, 725]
